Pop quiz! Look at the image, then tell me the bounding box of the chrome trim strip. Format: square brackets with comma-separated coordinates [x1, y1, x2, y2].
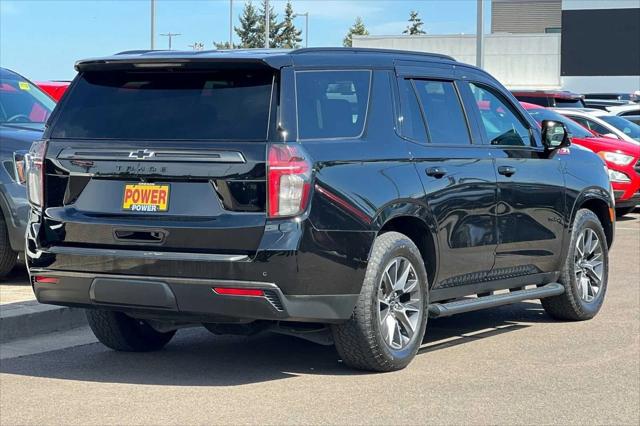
[57, 148, 246, 163]
[46, 246, 249, 262]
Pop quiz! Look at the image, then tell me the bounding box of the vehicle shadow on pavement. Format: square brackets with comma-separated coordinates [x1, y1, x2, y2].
[0, 301, 553, 385]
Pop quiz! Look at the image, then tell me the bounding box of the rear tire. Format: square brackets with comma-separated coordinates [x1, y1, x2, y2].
[541, 209, 608, 321]
[86, 309, 176, 352]
[332, 232, 428, 372]
[0, 215, 18, 279]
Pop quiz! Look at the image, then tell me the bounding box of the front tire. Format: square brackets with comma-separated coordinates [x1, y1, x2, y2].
[332, 232, 428, 372]
[86, 309, 176, 352]
[0, 215, 18, 279]
[541, 209, 608, 321]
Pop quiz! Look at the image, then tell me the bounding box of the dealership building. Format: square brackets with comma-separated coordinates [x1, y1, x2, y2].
[353, 0, 640, 92]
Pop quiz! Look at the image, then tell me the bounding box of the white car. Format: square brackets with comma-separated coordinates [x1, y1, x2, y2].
[606, 104, 640, 126]
[553, 108, 640, 144]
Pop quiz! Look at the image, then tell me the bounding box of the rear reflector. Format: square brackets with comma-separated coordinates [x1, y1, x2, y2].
[34, 276, 59, 284]
[213, 287, 265, 297]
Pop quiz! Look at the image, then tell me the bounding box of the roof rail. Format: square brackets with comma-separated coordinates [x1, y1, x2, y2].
[290, 47, 456, 62]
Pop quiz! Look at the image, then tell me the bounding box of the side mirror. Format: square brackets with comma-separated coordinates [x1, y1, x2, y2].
[541, 120, 571, 150]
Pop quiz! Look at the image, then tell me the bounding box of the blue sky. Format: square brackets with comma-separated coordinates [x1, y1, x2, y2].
[0, 0, 491, 81]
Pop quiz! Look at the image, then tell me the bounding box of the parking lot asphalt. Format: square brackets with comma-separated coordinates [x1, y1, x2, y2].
[0, 213, 638, 425]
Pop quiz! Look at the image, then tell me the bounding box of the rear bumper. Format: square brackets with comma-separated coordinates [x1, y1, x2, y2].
[30, 270, 359, 323]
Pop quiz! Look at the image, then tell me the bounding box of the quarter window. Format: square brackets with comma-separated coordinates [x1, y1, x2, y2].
[296, 70, 371, 140]
[413, 80, 471, 145]
[397, 79, 427, 142]
[468, 83, 532, 146]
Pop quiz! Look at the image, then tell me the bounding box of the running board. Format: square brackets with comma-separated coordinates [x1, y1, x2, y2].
[428, 282, 565, 318]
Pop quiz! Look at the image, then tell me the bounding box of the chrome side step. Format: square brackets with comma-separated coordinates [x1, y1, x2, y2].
[428, 282, 565, 318]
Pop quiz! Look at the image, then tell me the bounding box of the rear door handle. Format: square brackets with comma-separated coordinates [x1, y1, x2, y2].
[426, 167, 447, 178]
[498, 165, 517, 177]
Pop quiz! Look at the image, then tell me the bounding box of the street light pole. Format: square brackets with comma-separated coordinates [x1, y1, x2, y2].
[293, 12, 309, 48]
[476, 0, 484, 68]
[160, 32, 181, 50]
[150, 0, 156, 49]
[264, 0, 270, 48]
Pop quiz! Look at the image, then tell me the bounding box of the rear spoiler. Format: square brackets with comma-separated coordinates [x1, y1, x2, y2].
[75, 55, 292, 72]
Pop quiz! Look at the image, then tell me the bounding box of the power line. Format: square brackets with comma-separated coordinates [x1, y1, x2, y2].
[160, 32, 182, 50]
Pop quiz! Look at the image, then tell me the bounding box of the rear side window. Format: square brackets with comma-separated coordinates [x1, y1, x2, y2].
[397, 79, 427, 142]
[51, 70, 274, 140]
[296, 70, 371, 140]
[413, 80, 471, 145]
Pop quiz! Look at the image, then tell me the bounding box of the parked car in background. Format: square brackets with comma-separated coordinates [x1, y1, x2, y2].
[606, 104, 640, 126]
[521, 102, 640, 217]
[35, 81, 70, 101]
[554, 108, 640, 143]
[0, 68, 55, 277]
[584, 99, 632, 111]
[584, 92, 640, 103]
[26, 48, 614, 372]
[512, 90, 585, 108]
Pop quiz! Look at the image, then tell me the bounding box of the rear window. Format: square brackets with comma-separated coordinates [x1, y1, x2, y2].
[554, 98, 585, 108]
[296, 70, 371, 140]
[51, 70, 274, 140]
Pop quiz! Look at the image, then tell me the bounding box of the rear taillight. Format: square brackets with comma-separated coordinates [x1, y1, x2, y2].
[267, 144, 311, 218]
[25, 140, 47, 207]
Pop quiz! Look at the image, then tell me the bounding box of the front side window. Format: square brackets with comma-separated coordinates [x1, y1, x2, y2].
[0, 78, 55, 124]
[296, 70, 371, 140]
[413, 80, 470, 145]
[51, 70, 274, 140]
[600, 115, 640, 141]
[469, 83, 532, 146]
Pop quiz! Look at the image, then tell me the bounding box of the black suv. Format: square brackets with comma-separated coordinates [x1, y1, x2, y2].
[26, 48, 614, 371]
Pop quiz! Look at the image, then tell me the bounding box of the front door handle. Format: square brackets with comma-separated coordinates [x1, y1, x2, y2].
[498, 165, 517, 177]
[426, 167, 447, 178]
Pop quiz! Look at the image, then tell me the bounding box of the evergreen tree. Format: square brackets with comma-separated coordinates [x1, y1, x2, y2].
[403, 10, 426, 35]
[235, 1, 262, 48]
[213, 41, 238, 49]
[343, 17, 369, 47]
[277, 1, 302, 48]
[257, 0, 282, 48]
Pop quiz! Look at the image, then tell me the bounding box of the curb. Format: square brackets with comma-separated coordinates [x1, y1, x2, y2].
[0, 300, 87, 343]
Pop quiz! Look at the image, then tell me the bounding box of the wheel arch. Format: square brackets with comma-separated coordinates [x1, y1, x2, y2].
[571, 190, 614, 248]
[374, 207, 439, 289]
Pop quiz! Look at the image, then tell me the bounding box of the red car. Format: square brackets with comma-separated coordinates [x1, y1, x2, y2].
[521, 102, 640, 216]
[35, 81, 70, 101]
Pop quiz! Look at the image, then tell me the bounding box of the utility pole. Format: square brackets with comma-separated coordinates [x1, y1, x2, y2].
[264, 0, 269, 48]
[150, 0, 156, 49]
[229, 0, 233, 48]
[160, 32, 181, 50]
[293, 12, 309, 48]
[476, 0, 484, 68]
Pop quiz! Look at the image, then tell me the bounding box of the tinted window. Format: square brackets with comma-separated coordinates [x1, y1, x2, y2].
[554, 98, 585, 108]
[526, 108, 594, 139]
[0, 78, 55, 124]
[570, 116, 610, 135]
[397, 79, 427, 142]
[51, 70, 274, 140]
[413, 80, 470, 145]
[601, 115, 640, 141]
[296, 70, 370, 140]
[469, 83, 531, 146]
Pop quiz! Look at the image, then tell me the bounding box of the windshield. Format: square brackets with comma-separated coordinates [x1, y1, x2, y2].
[526, 108, 594, 139]
[600, 115, 640, 141]
[0, 77, 55, 124]
[51, 70, 274, 140]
